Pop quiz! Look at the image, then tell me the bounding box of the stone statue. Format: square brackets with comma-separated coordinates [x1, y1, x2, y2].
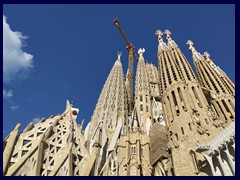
[207, 107, 217, 120]
[192, 109, 201, 126]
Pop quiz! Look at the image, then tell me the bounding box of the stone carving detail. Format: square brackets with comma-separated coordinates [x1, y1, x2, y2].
[192, 109, 209, 135]
[167, 140, 179, 149]
[192, 109, 201, 125]
[153, 159, 173, 176]
[207, 106, 217, 120]
[213, 120, 224, 128]
[109, 152, 117, 176]
[3, 27, 235, 176]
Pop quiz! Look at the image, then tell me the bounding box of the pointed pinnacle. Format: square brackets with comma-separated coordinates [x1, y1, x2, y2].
[203, 52, 210, 59]
[138, 48, 145, 56]
[164, 29, 172, 40]
[117, 51, 122, 60]
[186, 40, 194, 47]
[155, 30, 163, 40]
[186, 40, 196, 52]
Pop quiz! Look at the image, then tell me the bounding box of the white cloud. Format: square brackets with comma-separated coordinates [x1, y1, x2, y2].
[32, 117, 40, 124]
[10, 105, 19, 111]
[3, 15, 33, 83]
[3, 89, 13, 99]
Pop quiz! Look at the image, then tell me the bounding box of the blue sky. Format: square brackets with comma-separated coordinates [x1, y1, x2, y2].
[3, 4, 235, 139]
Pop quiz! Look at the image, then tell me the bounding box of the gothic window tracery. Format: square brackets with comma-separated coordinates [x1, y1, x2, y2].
[131, 145, 136, 154]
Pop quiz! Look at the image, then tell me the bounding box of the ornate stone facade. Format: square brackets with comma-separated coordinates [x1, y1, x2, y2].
[3, 28, 235, 176]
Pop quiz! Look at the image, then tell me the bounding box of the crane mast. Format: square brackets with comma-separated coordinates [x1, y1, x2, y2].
[113, 18, 137, 115]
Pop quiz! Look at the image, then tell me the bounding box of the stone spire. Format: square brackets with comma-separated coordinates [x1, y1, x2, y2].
[134, 48, 152, 130]
[146, 63, 161, 97]
[203, 52, 226, 76]
[192, 46, 235, 96]
[88, 53, 128, 140]
[157, 30, 219, 176]
[156, 30, 197, 95]
[192, 49, 235, 123]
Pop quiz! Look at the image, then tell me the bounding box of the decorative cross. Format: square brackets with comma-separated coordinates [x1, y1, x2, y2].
[155, 30, 163, 39]
[164, 29, 171, 39]
[203, 52, 210, 59]
[117, 51, 122, 60]
[138, 48, 145, 55]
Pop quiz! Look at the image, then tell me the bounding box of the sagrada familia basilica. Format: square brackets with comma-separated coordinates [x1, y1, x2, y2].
[3, 24, 235, 176]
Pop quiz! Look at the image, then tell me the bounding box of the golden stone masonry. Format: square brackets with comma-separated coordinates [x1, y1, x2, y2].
[3, 26, 235, 176]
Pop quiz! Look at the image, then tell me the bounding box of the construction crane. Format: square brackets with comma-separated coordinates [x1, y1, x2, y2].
[113, 18, 138, 115]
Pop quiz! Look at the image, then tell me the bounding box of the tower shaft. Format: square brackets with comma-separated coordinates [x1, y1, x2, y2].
[156, 30, 222, 176]
[191, 50, 235, 125]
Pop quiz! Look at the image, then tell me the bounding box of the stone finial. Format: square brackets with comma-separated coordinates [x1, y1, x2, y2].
[186, 40, 196, 52]
[186, 40, 194, 48]
[117, 51, 122, 60]
[203, 52, 213, 63]
[155, 30, 163, 40]
[138, 48, 145, 56]
[164, 29, 172, 40]
[203, 52, 210, 60]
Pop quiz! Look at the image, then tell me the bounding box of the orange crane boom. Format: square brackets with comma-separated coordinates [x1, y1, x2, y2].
[113, 18, 137, 114]
[113, 18, 139, 62]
